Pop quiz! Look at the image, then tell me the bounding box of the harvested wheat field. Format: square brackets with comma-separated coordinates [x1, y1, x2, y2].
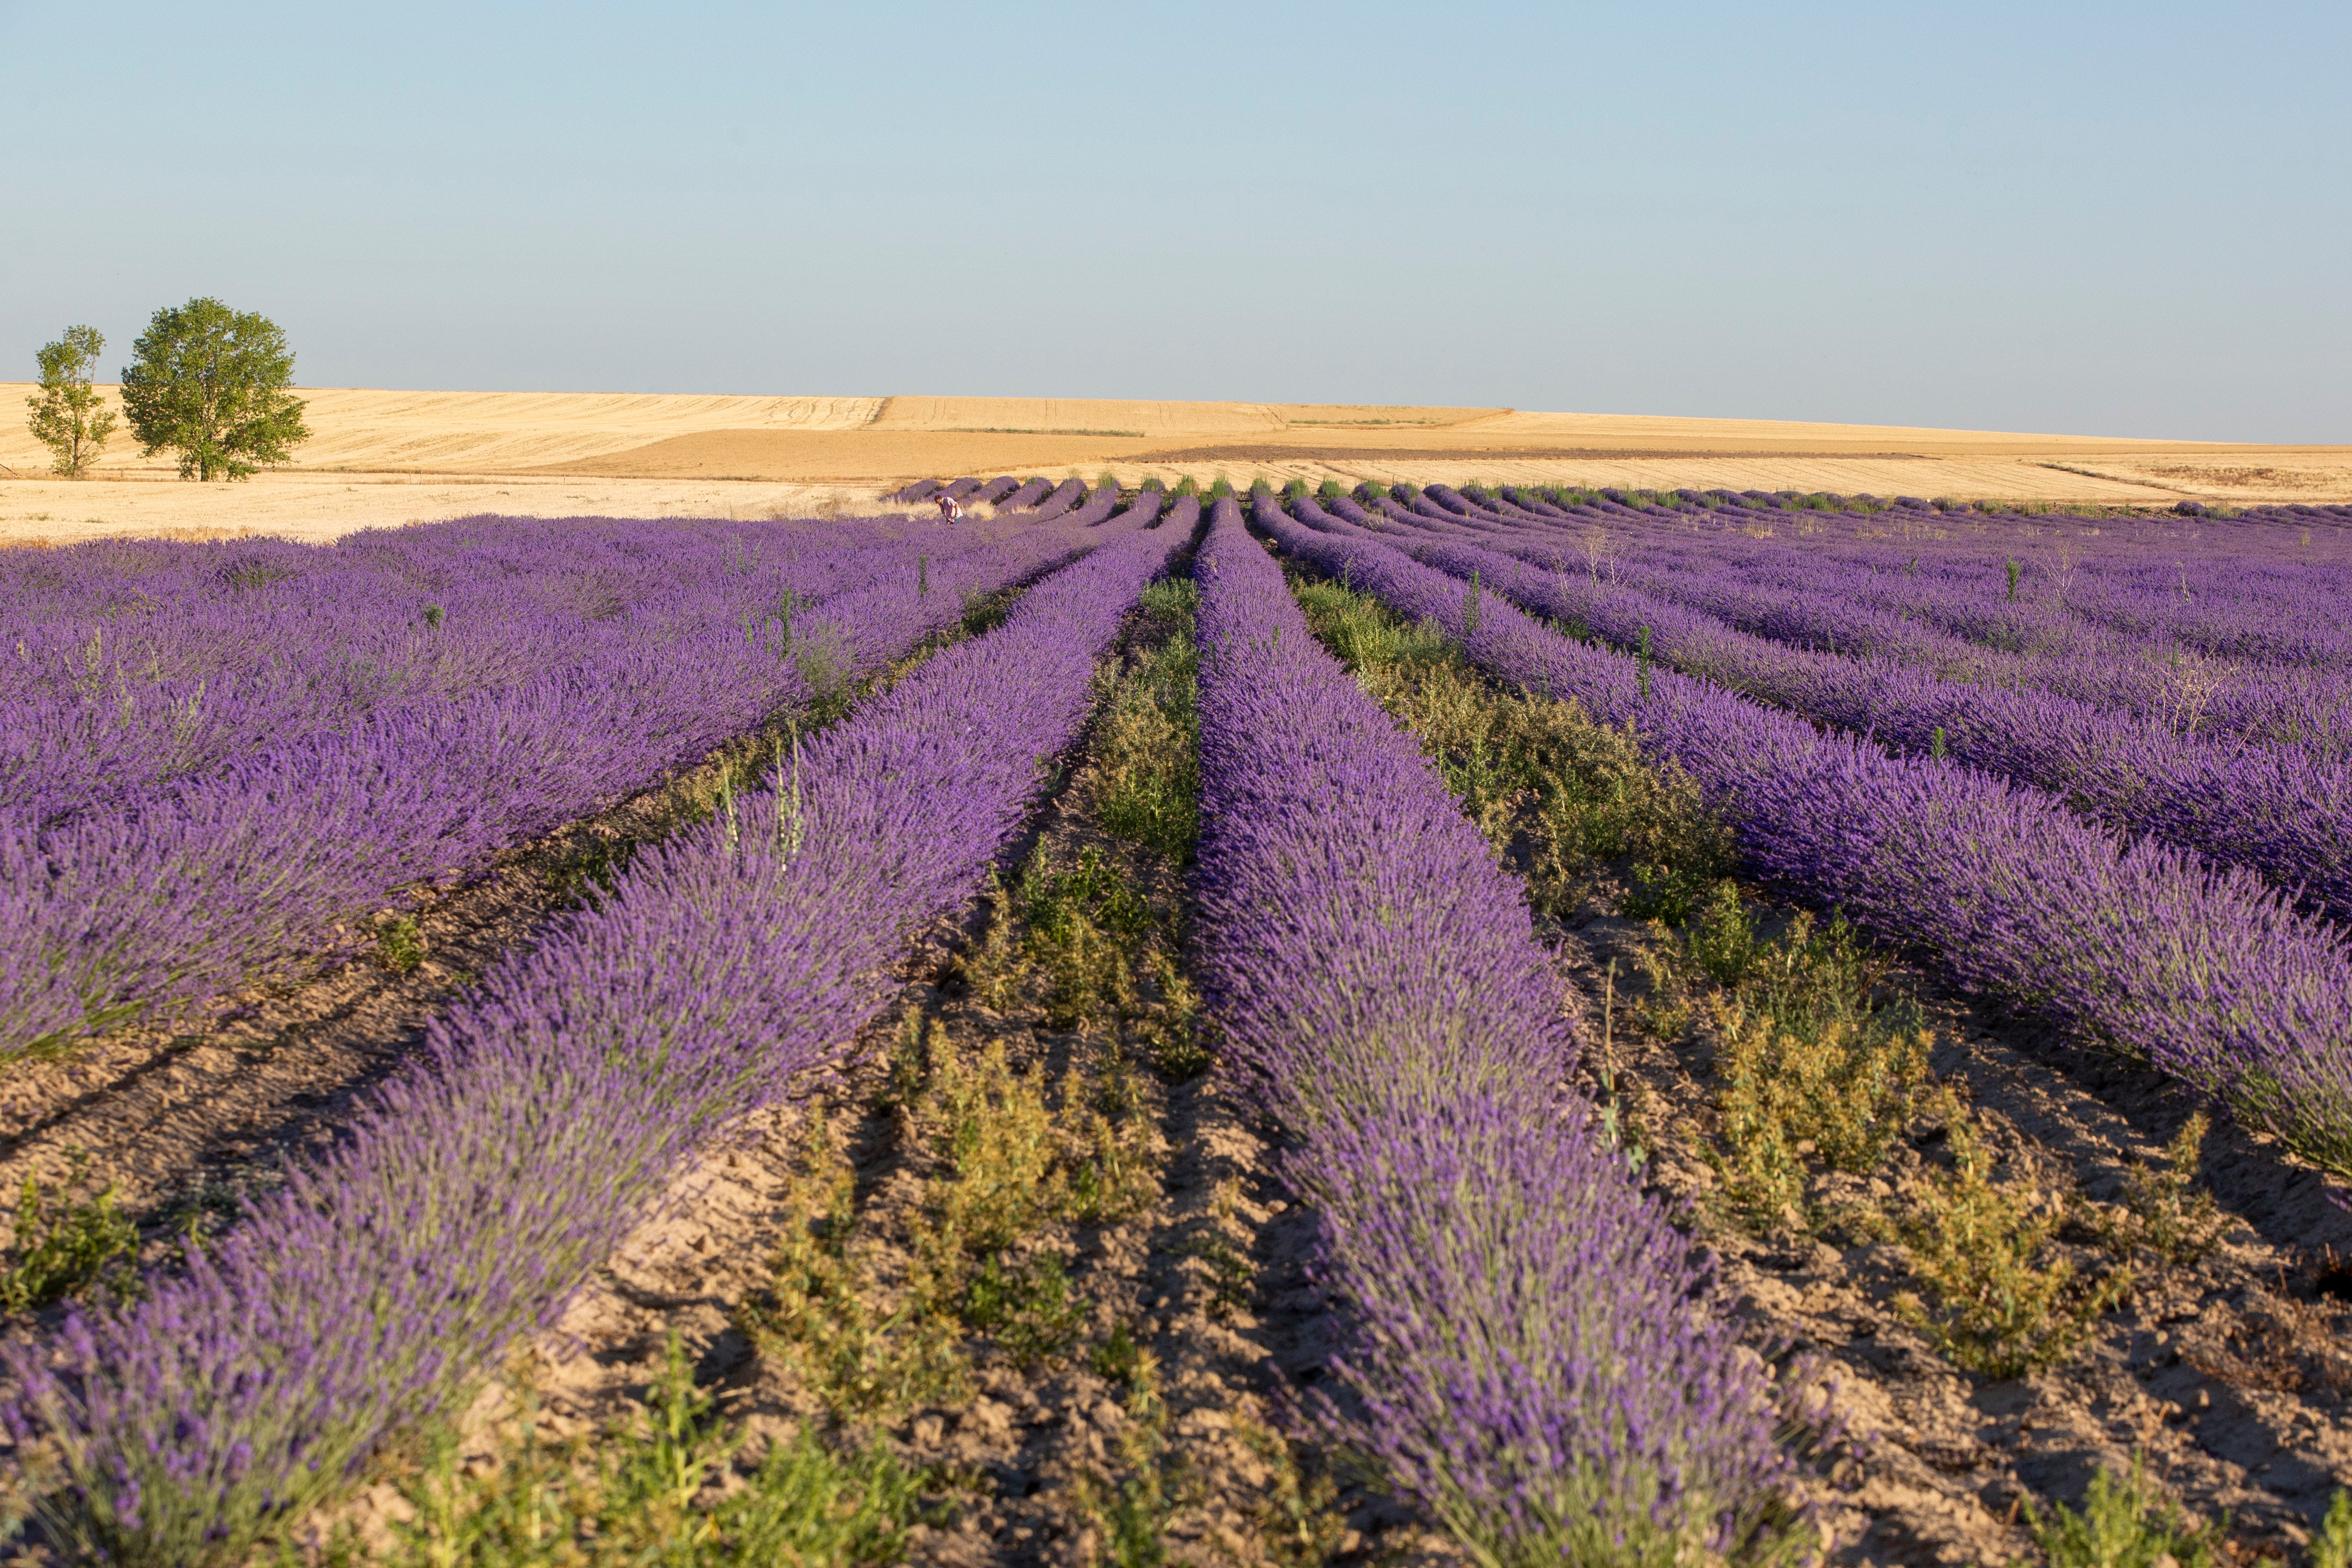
[5, 386, 2348, 544]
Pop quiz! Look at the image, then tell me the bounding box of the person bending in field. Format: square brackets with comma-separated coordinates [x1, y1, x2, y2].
[935, 491, 964, 524]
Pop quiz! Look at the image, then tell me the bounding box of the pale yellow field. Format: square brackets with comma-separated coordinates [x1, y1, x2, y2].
[4, 386, 2345, 544]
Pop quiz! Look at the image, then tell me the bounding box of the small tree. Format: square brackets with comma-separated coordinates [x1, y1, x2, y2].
[25, 326, 118, 477]
[119, 298, 310, 480]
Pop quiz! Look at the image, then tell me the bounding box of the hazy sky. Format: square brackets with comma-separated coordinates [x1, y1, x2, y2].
[3, 1, 2346, 441]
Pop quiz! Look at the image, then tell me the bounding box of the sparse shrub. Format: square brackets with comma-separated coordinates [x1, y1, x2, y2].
[2103, 1112, 2228, 1268]
[1708, 906, 1932, 1226]
[1622, 861, 1718, 927]
[1019, 847, 1153, 1030]
[1135, 949, 1208, 1081]
[960, 1251, 1085, 1367]
[0, 1154, 142, 1317]
[1072, 1329, 1185, 1568]
[1686, 880, 1763, 987]
[1632, 949, 1692, 1041]
[925, 1033, 1068, 1256]
[2019, 1453, 2220, 1568]
[1235, 1415, 1351, 1568]
[959, 584, 1014, 638]
[373, 914, 425, 974]
[742, 1110, 970, 1419]
[370, 1333, 933, 1566]
[1892, 1103, 2130, 1377]
[790, 624, 853, 718]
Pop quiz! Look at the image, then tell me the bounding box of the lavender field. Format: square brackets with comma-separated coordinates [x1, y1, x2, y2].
[3, 479, 2352, 1567]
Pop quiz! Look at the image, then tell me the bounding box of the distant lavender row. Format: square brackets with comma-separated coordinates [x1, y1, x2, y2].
[1385, 489, 2352, 762]
[1455, 485, 2352, 670]
[1256, 497, 2352, 1181]
[1192, 498, 1795, 1565]
[1566, 503, 2352, 673]
[2, 515, 1036, 821]
[0, 498, 1148, 1063]
[888, 475, 1054, 508]
[3, 512, 1190, 1566]
[1297, 497, 2352, 930]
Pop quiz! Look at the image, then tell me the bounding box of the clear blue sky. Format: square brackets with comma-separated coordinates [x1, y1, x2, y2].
[3, 1, 2346, 441]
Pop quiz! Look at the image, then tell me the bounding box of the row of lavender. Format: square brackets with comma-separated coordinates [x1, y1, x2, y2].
[1378, 479, 2352, 673]
[3, 514, 1016, 819]
[1254, 493, 2352, 1185]
[3, 501, 1196, 1565]
[1491, 484, 2352, 673]
[1305, 488, 2352, 930]
[0, 488, 1138, 1064]
[1189, 498, 1800, 1563]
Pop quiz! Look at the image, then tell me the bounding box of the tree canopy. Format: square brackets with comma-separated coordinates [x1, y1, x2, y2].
[25, 325, 117, 478]
[119, 298, 310, 481]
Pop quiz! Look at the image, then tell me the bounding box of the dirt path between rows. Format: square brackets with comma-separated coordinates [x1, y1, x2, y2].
[1552, 873, 2352, 1566]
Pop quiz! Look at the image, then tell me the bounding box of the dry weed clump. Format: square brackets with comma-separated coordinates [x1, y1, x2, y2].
[315, 1334, 933, 1566]
[1680, 886, 1934, 1228]
[1889, 1101, 2131, 1379]
[2101, 1112, 2230, 1269]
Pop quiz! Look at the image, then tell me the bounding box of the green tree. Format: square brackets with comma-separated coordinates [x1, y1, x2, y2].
[119, 298, 310, 480]
[25, 325, 118, 477]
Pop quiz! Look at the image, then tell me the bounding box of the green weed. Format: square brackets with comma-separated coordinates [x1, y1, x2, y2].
[1893, 1103, 2130, 1378]
[373, 914, 425, 974]
[740, 1112, 969, 1420]
[1072, 1331, 1185, 1568]
[1234, 1416, 1350, 1568]
[960, 1251, 1085, 1368]
[1093, 592, 1200, 862]
[0, 1154, 142, 1316]
[2102, 1113, 2228, 1269]
[359, 1334, 932, 1566]
[2017, 1453, 2219, 1568]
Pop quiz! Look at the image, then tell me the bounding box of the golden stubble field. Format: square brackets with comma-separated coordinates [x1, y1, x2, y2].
[4, 386, 2346, 544]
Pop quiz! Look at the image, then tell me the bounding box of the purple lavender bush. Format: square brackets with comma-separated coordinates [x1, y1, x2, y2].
[1195, 497, 1805, 1566]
